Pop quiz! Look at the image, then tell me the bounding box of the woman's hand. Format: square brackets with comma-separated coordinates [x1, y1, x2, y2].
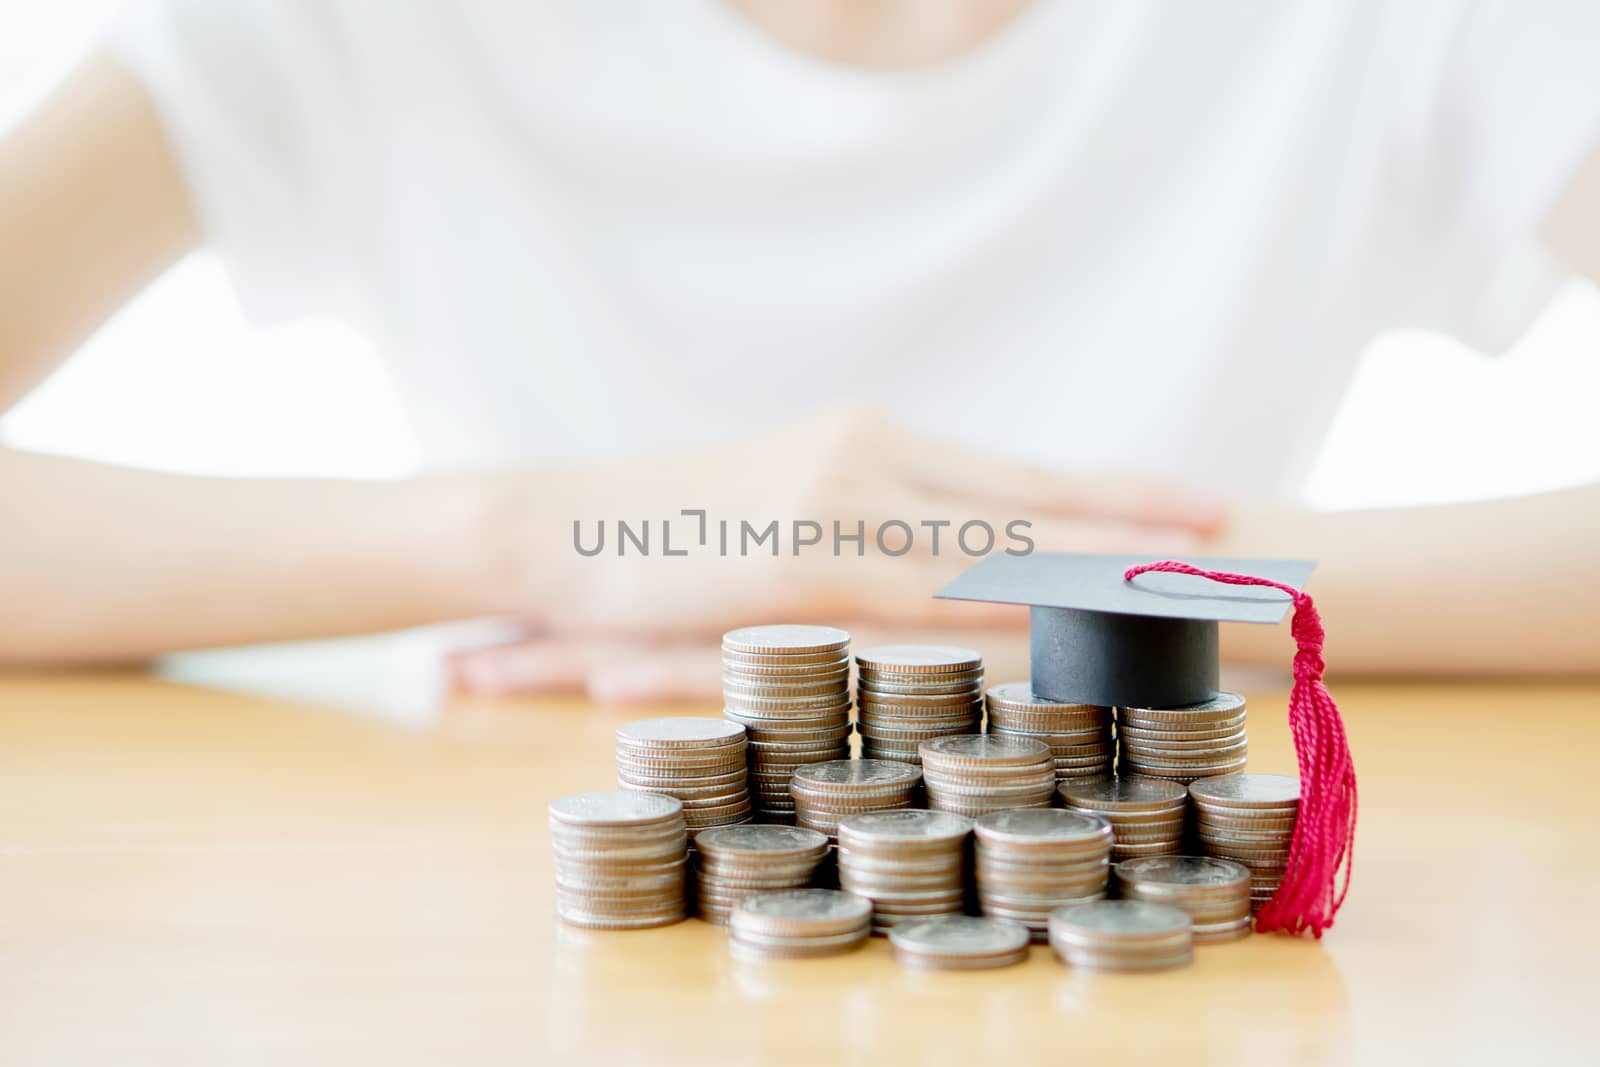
[464, 405, 1226, 701]
[446, 622, 1032, 706]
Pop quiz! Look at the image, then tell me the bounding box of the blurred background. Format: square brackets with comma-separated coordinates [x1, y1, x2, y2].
[4, 2, 1599, 716]
[5, 1, 1599, 507]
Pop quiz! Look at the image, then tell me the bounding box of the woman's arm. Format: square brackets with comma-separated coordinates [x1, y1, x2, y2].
[0, 450, 516, 661]
[1213, 140, 1598, 677]
[0, 54, 196, 409]
[1544, 138, 1600, 287]
[0, 56, 522, 659]
[1217, 486, 1600, 676]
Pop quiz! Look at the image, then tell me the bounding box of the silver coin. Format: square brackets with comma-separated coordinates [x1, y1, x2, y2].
[924, 771, 1058, 790]
[889, 915, 1031, 957]
[855, 644, 983, 673]
[847, 750, 923, 767]
[1028, 738, 1115, 757]
[857, 723, 980, 742]
[1190, 916, 1253, 943]
[1188, 773, 1300, 808]
[724, 695, 853, 713]
[548, 791, 684, 826]
[1122, 733, 1248, 755]
[724, 702, 853, 722]
[618, 782, 748, 805]
[615, 753, 748, 774]
[860, 673, 983, 691]
[858, 688, 983, 706]
[859, 668, 980, 683]
[836, 809, 973, 842]
[723, 676, 851, 699]
[1116, 718, 1248, 741]
[1115, 855, 1251, 888]
[793, 799, 917, 819]
[1048, 899, 1193, 938]
[985, 682, 1103, 711]
[727, 711, 850, 731]
[991, 720, 1109, 741]
[615, 717, 746, 748]
[1124, 756, 1248, 775]
[723, 666, 851, 685]
[1120, 730, 1248, 753]
[1120, 691, 1247, 717]
[722, 625, 850, 655]
[728, 932, 869, 960]
[722, 645, 851, 666]
[732, 888, 872, 926]
[791, 759, 922, 789]
[1195, 824, 1294, 847]
[921, 734, 1052, 764]
[896, 947, 1028, 969]
[859, 724, 963, 739]
[840, 873, 966, 897]
[974, 809, 1112, 843]
[1110, 825, 1186, 845]
[742, 726, 854, 745]
[721, 653, 852, 674]
[557, 909, 686, 931]
[693, 824, 828, 856]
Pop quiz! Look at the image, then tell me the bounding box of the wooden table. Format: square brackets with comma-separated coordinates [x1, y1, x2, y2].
[0, 673, 1594, 1065]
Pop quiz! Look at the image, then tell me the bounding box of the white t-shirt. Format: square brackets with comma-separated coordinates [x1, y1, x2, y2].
[108, 0, 1600, 498]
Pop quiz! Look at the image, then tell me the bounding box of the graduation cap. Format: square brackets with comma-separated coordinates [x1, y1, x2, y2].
[936, 552, 1356, 939]
[935, 552, 1315, 708]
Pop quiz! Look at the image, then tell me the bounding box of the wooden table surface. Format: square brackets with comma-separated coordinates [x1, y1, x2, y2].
[0, 672, 1595, 1065]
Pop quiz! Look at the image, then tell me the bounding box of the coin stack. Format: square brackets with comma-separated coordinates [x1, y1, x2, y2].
[788, 760, 923, 839]
[1189, 773, 1299, 912]
[1116, 691, 1248, 785]
[985, 683, 1114, 785]
[1114, 855, 1253, 943]
[728, 888, 872, 961]
[973, 809, 1114, 940]
[1048, 900, 1194, 973]
[836, 809, 971, 934]
[615, 717, 752, 837]
[854, 645, 983, 764]
[691, 824, 830, 926]
[1057, 776, 1188, 863]
[920, 734, 1056, 818]
[721, 626, 853, 822]
[888, 915, 1032, 971]
[548, 792, 688, 930]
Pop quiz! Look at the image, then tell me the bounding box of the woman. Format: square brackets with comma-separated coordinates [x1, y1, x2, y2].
[2, 0, 1598, 700]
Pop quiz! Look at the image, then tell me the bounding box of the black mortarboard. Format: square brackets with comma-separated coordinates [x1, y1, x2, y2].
[935, 552, 1316, 708]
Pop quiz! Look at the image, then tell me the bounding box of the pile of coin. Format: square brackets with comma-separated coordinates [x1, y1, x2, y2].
[548, 792, 688, 929]
[1189, 773, 1299, 912]
[721, 626, 852, 821]
[836, 809, 971, 934]
[788, 759, 922, 839]
[728, 888, 872, 960]
[1114, 855, 1253, 943]
[985, 683, 1113, 784]
[888, 915, 1032, 971]
[691, 824, 830, 925]
[1057, 776, 1188, 862]
[615, 717, 751, 836]
[1048, 900, 1194, 972]
[973, 809, 1113, 939]
[854, 646, 983, 764]
[920, 734, 1056, 818]
[1116, 691, 1248, 784]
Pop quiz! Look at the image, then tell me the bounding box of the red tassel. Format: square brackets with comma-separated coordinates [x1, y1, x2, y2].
[1123, 560, 1357, 937]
